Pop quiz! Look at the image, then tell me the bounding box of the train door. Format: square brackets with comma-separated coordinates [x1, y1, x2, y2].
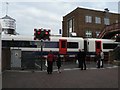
[11, 49, 21, 68]
[95, 40, 102, 54]
[84, 40, 88, 52]
[59, 39, 67, 54]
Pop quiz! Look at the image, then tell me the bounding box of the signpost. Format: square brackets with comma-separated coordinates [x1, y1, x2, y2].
[36, 40, 44, 71]
[34, 28, 50, 71]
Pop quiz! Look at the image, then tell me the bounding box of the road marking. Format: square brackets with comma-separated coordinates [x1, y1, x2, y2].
[4, 65, 119, 73]
[106, 67, 113, 69]
[64, 68, 72, 71]
[113, 66, 118, 68]
[90, 68, 97, 70]
[53, 69, 58, 72]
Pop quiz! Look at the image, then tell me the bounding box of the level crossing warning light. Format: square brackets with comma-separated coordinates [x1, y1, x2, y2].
[34, 28, 50, 40]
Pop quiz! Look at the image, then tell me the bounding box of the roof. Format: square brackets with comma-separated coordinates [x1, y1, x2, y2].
[76, 7, 119, 14]
[1, 15, 16, 21]
[63, 7, 119, 18]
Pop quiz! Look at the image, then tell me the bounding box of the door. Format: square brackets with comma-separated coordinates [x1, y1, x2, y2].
[59, 39, 67, 54]
[95, 40, 102, 54]
[11, 49, 21, 68]
[84, 40, 88, 52]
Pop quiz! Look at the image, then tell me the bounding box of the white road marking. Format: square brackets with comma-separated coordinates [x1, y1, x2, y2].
[64, 68, 72, 71]
[113, 66, 118, 68]
[72, 68, 80, 70]
[106, 67, 113, 69]
[90, 68, 97, 70]
[4, 65, 119, 72]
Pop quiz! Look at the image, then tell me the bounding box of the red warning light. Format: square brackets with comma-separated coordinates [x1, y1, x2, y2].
[34, 28, 50, 40]
[37, 31, 41, 35]
[45, 31, 48, 35]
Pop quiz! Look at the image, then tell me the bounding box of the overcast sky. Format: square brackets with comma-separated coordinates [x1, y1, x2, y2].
[0, 0, 120, 35]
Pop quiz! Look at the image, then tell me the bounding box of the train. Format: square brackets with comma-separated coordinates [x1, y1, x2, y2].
[2, 34, 119, 58]
[1, 34, 119, 69]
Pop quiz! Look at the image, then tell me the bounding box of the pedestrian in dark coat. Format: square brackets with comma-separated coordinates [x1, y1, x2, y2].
[96, 51, 101, 68]
[56, 54, 61, 73]
[77, 49, 82, 68]
[80, 49, 86, 70]
[47, 50, 54, 74]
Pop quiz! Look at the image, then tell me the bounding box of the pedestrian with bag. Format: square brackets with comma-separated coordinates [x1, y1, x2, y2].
[47, 50, 54, 74]
[100, 50, 104, 68]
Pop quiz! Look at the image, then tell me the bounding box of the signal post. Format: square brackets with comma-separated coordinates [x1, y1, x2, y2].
[34, 28, 50, 71]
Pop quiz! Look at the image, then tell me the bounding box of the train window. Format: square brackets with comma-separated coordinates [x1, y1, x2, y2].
[103, 43, 118, 49]
[2, 40, 15, 47]
[2, 40, 32, 48]
[30, 41, 37, 47]
[11, 41, 30, 47]
[67, 42, 78, 48]
[21, 41, 30, 47]
[45, 42, 59, 48]
[2, 41, 10, 47]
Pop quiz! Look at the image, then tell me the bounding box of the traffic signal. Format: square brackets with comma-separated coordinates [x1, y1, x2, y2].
[34, 29, 50, 40]
[43, 29, 50, 40]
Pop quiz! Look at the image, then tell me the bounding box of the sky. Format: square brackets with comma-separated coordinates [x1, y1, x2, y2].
[0, 0, 120, 36]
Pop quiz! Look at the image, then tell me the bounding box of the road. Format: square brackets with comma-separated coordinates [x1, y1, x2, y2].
[2, 65, 119, 89]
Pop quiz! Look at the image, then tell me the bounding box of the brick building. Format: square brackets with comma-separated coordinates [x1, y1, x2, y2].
[62, 7, 119, 38]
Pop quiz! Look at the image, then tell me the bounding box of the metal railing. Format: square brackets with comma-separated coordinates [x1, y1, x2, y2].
[98, 23, 120, 38]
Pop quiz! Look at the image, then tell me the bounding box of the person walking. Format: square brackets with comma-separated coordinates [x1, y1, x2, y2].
[47, 50, 54, 74]
[56, 54, 62, 73]
[77, 49, 86, 70]
[100, 50, 104, 68]
[96, 51, 101, 68]
[81, 49, 86, 70]
[77, 49, 82, 68]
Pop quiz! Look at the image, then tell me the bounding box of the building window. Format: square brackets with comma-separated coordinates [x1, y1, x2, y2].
[85, 30, 92, 38]
[67, 18, 74, 37]
[116, 20, 118, 23]
[95, 17, 101, 24]
[85, 16, 92, 23]
[96, 31, 100, 37]
[69, 19, 72, 32]
[104, 18, 110, 25]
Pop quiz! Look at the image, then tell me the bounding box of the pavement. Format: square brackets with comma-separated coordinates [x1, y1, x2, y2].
[1, 61, 120, 89]
[14, 61, 120, 71]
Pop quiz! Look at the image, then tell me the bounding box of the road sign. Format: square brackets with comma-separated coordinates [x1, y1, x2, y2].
[36, 41, 44, 48]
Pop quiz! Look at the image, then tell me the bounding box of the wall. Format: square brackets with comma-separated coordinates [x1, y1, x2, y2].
[2, 48, 11, 71]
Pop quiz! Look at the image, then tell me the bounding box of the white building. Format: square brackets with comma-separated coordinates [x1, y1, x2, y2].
[0, 15, 16, 35]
